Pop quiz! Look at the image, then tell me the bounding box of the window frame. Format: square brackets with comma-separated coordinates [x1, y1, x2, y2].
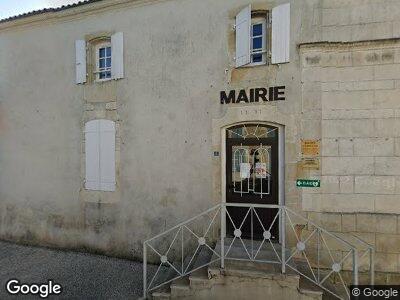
[94, 41, 112, 82]
[248, 17, 268, 67]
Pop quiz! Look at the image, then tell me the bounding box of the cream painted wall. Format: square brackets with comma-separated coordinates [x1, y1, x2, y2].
[1, 0, 400, 278]
[0, 0, 304, 258]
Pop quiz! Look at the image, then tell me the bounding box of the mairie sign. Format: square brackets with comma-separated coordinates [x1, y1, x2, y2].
[220, 86, 285, 104]
[296, 179, 320, 188]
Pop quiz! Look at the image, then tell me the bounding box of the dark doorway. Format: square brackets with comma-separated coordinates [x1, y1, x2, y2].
[226, 124, 279, 241]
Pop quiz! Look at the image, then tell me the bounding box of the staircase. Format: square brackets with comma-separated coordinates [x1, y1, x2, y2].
[142, 204, 374, 300]
[151, 241, 324, 300]
[152, 264, 324, 300]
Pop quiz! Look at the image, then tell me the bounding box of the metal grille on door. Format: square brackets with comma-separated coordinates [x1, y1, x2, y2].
[229, 125, 276, 198]
[232, 145, 271, 197]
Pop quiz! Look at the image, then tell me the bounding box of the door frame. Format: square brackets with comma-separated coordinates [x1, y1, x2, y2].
[220, 121, 285, 243]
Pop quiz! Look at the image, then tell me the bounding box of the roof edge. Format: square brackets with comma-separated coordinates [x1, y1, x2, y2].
[0, 0, 162, 31]
[0, 0, 103, 24]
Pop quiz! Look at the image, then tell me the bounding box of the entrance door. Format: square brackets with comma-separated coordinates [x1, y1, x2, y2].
[226, 124, 279, 240]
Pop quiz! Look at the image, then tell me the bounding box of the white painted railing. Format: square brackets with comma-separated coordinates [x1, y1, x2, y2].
[143, 203, 374, 299]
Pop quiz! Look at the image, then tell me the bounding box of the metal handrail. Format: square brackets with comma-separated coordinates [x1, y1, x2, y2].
[144, 204, 221, 243]
[284, 206, 358, 250]
[143, 203, 375, 299]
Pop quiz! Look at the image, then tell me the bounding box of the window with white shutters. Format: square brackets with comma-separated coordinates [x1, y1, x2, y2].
[235, 3, 290, 67]
[75, 32, 124, 84]
[85, 119, 116, 192]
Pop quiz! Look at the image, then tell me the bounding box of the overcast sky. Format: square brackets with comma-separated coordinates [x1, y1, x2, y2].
[0, 0, 80, 20]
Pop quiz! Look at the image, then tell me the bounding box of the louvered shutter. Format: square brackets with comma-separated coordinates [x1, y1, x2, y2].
[85, 120, 100, 190]
[111, 32, 124, 80]
[75, 40, 87, 84]
[99, 120, 116, 191]
[271, 3, 291, 64]
[235, 5, 251, 68]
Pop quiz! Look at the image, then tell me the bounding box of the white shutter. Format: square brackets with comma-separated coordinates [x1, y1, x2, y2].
[75, 40, 87, 84]
[85, 120, 100, 190]
[111, 32, 124, 80]
[271, 3, 291, 64]
[85, 119, 116, 192]
[235, 5, 251, 68]
[99, 120, 116, 192]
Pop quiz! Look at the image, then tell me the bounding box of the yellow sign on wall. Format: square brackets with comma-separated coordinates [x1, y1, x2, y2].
[301, 140, 320, 156]
[300, 158, 320, 170]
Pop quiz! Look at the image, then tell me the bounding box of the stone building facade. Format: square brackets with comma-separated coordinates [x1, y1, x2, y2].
[301, 39, 400, 281]
[1, 0, 400, 283]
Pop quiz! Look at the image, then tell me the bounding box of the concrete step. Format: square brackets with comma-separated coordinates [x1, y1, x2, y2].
[150, 244, 213, 299]
[150, 239, 333, 300]
[299, 276, 324, 299]
[169, 245, 216, 297]
[151, 291, 171, 300]
[294, 259, 348, 300]
[212, 265, 301, 290]
[152, 267, 325, 300]
[170, 277, 192, 298]
[189, 268, 214, 289]
[161, 265, 322, 300]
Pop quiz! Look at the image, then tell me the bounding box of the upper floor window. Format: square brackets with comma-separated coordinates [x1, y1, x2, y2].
[75, 32, 124, 84]
[235, 3, 290, 68]
[96, 41, 112, 81]
[250, 18, 267, 65]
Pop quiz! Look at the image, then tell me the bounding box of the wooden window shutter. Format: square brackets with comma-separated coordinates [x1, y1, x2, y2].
[111, 32, 124, 80]
[75, 40, 87, 84]
[99, 120, 116, 191]
[85, 120, 100, 190]
[235, 5, 251, 68]
[85, 120, 116, 192]
[271, 3, 291, 64]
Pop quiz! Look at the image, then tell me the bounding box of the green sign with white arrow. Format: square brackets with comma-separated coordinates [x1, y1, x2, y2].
[296, 179, 320, 188]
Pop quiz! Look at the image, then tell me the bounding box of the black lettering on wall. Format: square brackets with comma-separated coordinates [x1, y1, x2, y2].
[237, 90, 249, 103]
[220, 90, 236, 104]
[274, 86, 285, 101]
[219, 86, 286, 104]
[269, 87, 274, 101]
[255, 88, 268, 102]
[250, 89, 255, 102]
